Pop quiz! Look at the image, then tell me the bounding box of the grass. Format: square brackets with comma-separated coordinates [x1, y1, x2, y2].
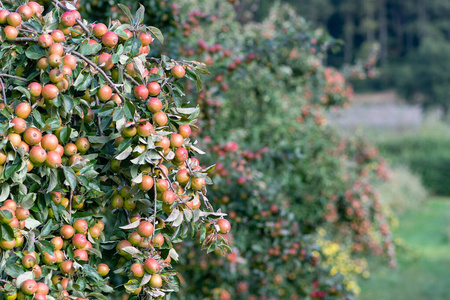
[359, 197, 450, 300]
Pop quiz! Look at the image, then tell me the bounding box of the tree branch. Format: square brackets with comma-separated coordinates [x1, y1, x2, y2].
[21, 24, 38, 34]
[0, 77, 6, 105]
[11, 37, 38, 43]
[66, 48, 125, 103]
[152, 175, 157, 241]
[52, 0, 91, 35]
[123, 208, 131, 224]
[18, 27, 36, 35]
[156, 164, 193, 212]
[69, 188, 73, 218]
[95, 95, 104, 136]
[0, 73, 28, 82]
[123, 72, 140, 86]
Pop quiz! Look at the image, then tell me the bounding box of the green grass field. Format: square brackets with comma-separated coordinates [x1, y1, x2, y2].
[359, 197, 450, 300]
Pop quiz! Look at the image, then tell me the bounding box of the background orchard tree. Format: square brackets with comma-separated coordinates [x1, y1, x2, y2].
[0, 1, 229, 299]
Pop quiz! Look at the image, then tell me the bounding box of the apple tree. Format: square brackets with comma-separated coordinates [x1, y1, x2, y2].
[0, 1, 229, 299]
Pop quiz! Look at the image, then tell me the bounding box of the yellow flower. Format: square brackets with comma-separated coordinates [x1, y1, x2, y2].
[317, 227, 327, 236]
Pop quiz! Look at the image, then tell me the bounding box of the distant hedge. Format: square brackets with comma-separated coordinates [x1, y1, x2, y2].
[378, 137, 450, 195]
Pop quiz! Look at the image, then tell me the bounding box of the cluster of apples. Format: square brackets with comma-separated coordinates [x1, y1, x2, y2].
[0, 1, 231, 298]
[0, 2, 42, 40]
[5, 217, 105, 300]
[3, 100, 91, 174]
[0, 199, 30, 250]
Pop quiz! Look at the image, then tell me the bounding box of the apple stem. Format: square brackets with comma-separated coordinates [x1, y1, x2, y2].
[95, 95, 104, 136]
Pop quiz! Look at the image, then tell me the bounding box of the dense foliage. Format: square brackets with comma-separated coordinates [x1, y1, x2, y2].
[378, 135, 450, 195]
[168, 1, 394, 299]
[0, 0, 398, 300]
[0, 1, 229, 299]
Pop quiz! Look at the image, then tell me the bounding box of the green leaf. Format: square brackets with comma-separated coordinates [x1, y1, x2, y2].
[59, 127, 71, 144]
[24, 218, 41, 230]
[33, 109, 45, 127]
[20, 193, 36, 210]
[40, 220, 53, 237]
[62, 95, 74, 113]
[116, 137, 133, 154]
[83, 264, 103, 282]
[16, 272, 34, 288]
[124, 37, 142, 57]
[194, 63, 210, 75]
[117, 4, 134, 23]
[86, 248, 102, 258]
[3, 159, 22, 180]
[115, 29, 129, 40]
[75, 74, 93, 91]
[148, 26, 164, 44]
[98, 106, 115, 117]
[171, 107, 198, 115]
[14, 86, 31, 100]
[115, 146, 132, 161]
[1, 224, 14, 241]
[123, 101, 135, 119]
[0, 184, 10, 202]
[185, 68, 203, 92]
[172, 89, 183, 107]
[79, 40, 102, 56]
[169, 248, 179, 262]
[48, 168, 58, 192]
[124, 279, 140, 293]
[135, 4, 145, 25]
[121, 246, 141, 255]
[63, 166, 77, 190]
[5, 264, 24, 278]
[38, 240, 55, 256]
[25, 45, 46, 60]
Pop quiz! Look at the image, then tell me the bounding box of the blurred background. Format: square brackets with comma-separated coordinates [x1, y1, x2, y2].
[59, 0, 450, 299]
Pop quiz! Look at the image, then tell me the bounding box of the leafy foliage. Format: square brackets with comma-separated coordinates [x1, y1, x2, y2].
[0, 1, 227, 299]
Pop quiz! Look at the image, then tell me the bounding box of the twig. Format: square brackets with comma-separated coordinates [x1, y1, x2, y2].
[95, 95, 104, 136]
[11, 37, 38, 43]
[148, 58, 162, 64]
[0, 77, 6, 105]
[52, 0, 91, 35]
[123, 208, 131, 224]
[151, 176, 157, 241]
[0, 73, 28, 82]
[18, 27, 36, 35]
[69, 188, 73, 218]
[160, 76, 173, 88]
[67, 49, 125, 103]
[123, 72, 140, 86]
[21, 24, 38, 34]
[199, 192, 214, 212]
[156, 164, 193, 212]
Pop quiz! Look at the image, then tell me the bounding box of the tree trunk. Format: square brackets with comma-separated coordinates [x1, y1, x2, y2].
[344, 12, 354, 63]
[379, 0, 388, 65]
